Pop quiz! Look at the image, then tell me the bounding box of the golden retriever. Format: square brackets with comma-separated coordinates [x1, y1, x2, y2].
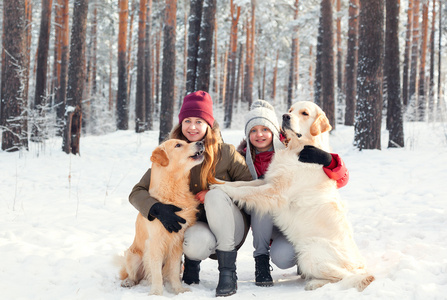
[119, 139, 204, 295]
[212, 101, 374, 291]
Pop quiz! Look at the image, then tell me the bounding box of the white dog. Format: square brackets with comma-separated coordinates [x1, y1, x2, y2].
[212, 101, 374, 291]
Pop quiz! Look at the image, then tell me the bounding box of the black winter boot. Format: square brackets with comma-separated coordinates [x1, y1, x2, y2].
[215, 250, 238, 297]
[254, 254, 273, 287]
[182, 257, 201, 285]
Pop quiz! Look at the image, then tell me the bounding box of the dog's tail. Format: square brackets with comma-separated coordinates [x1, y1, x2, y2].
[340, 272, 375, 291]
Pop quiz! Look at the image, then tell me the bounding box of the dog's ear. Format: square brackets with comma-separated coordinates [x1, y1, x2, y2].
[310, 113, 332, 136]
[150, 147, 169, 167]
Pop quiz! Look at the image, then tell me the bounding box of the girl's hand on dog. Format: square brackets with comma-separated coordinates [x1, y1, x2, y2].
[195, 190, 208, 204]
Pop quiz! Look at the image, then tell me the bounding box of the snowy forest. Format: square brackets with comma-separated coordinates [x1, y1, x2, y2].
[0, 0, 446, 153]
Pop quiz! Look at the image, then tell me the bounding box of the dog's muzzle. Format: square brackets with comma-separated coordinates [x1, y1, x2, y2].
[282, 114, 302, 138]
[191, 141, 205, 160]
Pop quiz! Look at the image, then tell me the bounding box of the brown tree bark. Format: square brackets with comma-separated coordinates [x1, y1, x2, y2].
[314, 13, 323, 107]
[224, 0, 240, 128]
[126, 0, 137, 100]
[409, 0, 420, 108]
[428, 0, 436, 118]
[196, 0, 217, 92]
[117, 0, 129, 130]
[145, 0, 153, 130]
[91, 4, 98, 94]
[235, 43, 243, 104]
[32, 0, 53, 141]
[344, 0, 359, 126]
[354, 0, 384, 150]
[336, 0, 343, 123]
[243, 1, 255, 108]
[417, 2, 429, 121]
[56, 0, 70, 129]
[135, 0, 147, 133]
[1, 0, 28, 152]
[287, 0, 299, 108]
[34, 0, 53, 110]
[402, 0, 413, 106]
[437, 0, 442, 119]
[158, 0, 177, 143]
[51, 0, 63, 110]
[62, 0, 89, 155]
[321, 0, 335, 128]
[186, 0, 203, 94]
[385, 0, 404, 148]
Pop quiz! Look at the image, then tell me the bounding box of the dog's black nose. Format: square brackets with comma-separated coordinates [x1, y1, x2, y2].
[283, 114, 290, 121]
[196, 141, 204, 154]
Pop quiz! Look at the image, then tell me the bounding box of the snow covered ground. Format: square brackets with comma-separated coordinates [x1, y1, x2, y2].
[1, 122, 446, 300]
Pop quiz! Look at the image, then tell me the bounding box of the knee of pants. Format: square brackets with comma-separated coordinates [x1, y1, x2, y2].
[183, 221, 217, 261]
[204, 189, 233, 212]
[270, 239, 297, 270]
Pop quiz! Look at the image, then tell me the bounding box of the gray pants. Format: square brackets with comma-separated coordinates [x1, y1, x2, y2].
[183, 189, 246, 260]
[251, 212, 297, 269]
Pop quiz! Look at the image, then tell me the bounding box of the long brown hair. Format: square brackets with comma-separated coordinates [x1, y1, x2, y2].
[169, 121, 222, 190]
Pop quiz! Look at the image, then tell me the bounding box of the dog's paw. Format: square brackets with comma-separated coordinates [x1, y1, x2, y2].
[172, 286, 190, 294]
[149, 286, 163, 295]
[305, 279, 331, 290]
[121, 278, 136, 288]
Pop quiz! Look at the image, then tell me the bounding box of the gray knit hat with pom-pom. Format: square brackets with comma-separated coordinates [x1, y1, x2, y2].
[244, 100, 284, 179]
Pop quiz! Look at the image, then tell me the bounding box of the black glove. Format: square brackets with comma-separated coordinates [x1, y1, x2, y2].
[148, 202, 186, 233]
[298, 145, 333, 167]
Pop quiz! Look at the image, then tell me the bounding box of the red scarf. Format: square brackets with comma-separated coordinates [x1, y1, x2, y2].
[254, 150, 274, 178]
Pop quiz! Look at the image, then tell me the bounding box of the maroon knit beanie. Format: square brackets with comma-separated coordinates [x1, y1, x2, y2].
[179, 91, 215, 126]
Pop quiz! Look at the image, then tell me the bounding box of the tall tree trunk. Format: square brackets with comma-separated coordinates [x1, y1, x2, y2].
[243, 1, 255, 108]
[33, 0, 53, 141]
[62, 0, 89, 155]
[336, 0, 343, 123]
[287, 0, 299, 108]
[437, 0, 442, 120]
[158, 0, 177, 143]
[155, 25, 161, 112]
[417, 2, 429, 121]
[235, 43, 243, 104]
[344, 0, 359, 126]
[34, 0, 53, 110]
[126, 0, 137, 100]
[135, 0, 147, 133]
[385, 0, 404, 148]
[409, 0, 420, 110]
[196, 0, 217, 92]
[145, 0, 153, 130]
[91, 3, 98, 95]
[402, 0, 413, 106]
[1, 0, 28, 152]
[213, 17, 219, 95]
[321, 0, 335, 128]
[428, 0, 436, 119]
[354, 0, 384, 150]
[185, 0, 203, 94]
[117, 0, 129, 130]
[57, 0, 70, 132]
[51, 0, 63, 111]
[314, 13, 323, 107]
[224, 0, 240, 129]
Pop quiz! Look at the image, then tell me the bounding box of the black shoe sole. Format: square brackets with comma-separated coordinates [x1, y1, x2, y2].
[216, 290, 237, 297]
[255, 281, 273, 287]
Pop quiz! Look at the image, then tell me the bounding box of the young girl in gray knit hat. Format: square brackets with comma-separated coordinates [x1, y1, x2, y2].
[238, 99, 350, 287]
